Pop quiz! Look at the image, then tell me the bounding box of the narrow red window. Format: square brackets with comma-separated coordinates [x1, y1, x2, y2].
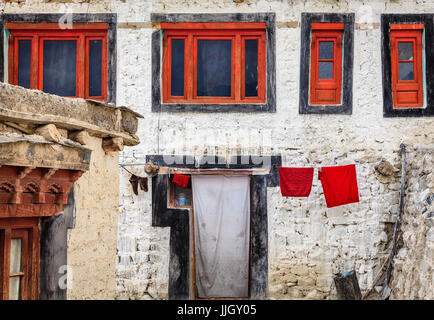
[6, 23, 108, 101]
[309, 23, 344, 105]
[0, 218, 39, 300]
[161, 22, 266, 104]
[390, 24, 424, 108]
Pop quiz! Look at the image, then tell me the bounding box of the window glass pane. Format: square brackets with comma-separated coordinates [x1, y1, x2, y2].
[398, 42, 413, 61]
[9, 277, 21, 300]
[318, 61, 333, 79]
[245, 39, 258, 97]
[171, 39, 184, 97]
[18, 40, 31, 89]
[89, 40, 102, 97]
[43, 40, 77, 96]
[197, 40, 231, 97]
[399, 62, 414, 80]
[10, 238, 22, 274]
[174, 184, 192, 207]
[319, 41, 334, 60]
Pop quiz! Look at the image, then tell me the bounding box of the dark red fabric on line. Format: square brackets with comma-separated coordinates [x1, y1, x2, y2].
[319, 164, 360, 208]
[278, 167, 314, 197]
[172, 174, 190, 189]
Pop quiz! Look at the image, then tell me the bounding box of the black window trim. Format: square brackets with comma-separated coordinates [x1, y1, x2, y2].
[0, 13, 117, 104]
[299, 12, 354, 115]
[381, 14, 434, 117]
[151, 13, 276, 113]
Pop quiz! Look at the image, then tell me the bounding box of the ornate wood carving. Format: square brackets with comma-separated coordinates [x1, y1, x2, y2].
[0, 166, 83, 218]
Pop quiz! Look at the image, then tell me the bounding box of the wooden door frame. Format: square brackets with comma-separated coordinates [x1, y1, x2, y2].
[189, 173, 253, 300]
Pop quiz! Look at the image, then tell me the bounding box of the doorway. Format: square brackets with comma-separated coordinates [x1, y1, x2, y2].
[191, 175, 251, 299]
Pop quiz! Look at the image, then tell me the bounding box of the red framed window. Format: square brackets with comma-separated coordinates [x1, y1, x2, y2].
[6, 23, 108, 101]
[309, 23, 344, 105]
[0, 218, 39, 300]
[161, 22, 266, 104]
[390, 24, 424, 108]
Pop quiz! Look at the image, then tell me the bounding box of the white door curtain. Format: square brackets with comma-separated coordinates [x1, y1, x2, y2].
[192, 175, 251, 298]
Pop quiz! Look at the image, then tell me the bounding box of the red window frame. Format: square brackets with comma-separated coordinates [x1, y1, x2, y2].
[390, 24, 424, 108]
[309, 23, 344, 105]
[0, 218, 39, 300]
[6, 22, 108, 101]
[161, 22, 266, 104]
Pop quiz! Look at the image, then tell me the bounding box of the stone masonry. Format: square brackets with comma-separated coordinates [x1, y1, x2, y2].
[1, 0, 433, 300]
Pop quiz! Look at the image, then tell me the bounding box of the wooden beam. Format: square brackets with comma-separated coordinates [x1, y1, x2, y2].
[0, 104, 139, 146]
[35, 124, 62, 143]
[5, 22, 109, 30]
[68, 130, 91, 146]
[158, 167, 270, 175]
[102, 137, 124, 152]
[3, 122, 33, 134]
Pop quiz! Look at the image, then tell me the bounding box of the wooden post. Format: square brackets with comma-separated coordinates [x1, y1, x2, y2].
[334, 271, 362, 300]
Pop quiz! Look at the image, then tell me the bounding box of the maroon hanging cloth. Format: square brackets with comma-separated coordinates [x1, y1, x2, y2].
[172, 173, 190, 189]
[319, 164, 360, 208]
[278, 167, 314, 197]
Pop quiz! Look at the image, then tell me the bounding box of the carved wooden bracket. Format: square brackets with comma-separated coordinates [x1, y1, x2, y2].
[0, 166, 84, 218]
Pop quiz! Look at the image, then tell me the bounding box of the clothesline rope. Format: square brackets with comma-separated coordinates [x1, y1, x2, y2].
[119, 164, 142, 177]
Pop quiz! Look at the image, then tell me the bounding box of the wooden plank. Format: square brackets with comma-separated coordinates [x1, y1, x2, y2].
[31, 35, 39, 89]
[390, 23, 424, 30]
[5, 22, 108, 30]
[161, 22, 266, 30]
[31, 225, 39, 300]
[0, 229, 4, 299]
[8, 34, 15, 85]
[158, 167, 269, 176]
[77, 35, 85, 98]
[3, 228, 11, 299]
[312, 22, 344, 30]
[234, 34, 241, 101]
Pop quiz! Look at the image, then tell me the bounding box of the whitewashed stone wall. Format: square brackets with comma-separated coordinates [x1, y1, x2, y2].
[2, 0, 433, 300]
[389, 146, 433, 300]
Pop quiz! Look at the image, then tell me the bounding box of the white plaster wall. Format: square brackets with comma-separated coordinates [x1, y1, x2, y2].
[2, 0, 433, 300]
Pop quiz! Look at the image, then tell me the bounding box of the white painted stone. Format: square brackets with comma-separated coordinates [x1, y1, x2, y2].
[3, 0, 432, 300]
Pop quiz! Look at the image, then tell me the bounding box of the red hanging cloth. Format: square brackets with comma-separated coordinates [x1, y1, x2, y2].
[172, 173, 190, 189]
[319, 164, 360, 208]
[278, 167, 314, 197]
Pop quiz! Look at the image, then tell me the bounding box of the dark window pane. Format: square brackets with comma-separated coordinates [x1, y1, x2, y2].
[398, 42, 413, 61]
[319, 41, 334, 60]
[171, 39, 184, 97]
[18, 40, 31, 89]
[197, 40, 231, 97]
[43, 40, 76, 96]
[318, 61, 333, 79]
[399, 62, 414, 80]
[89, 40, 102, 97]
[245, 39, 258, 97]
